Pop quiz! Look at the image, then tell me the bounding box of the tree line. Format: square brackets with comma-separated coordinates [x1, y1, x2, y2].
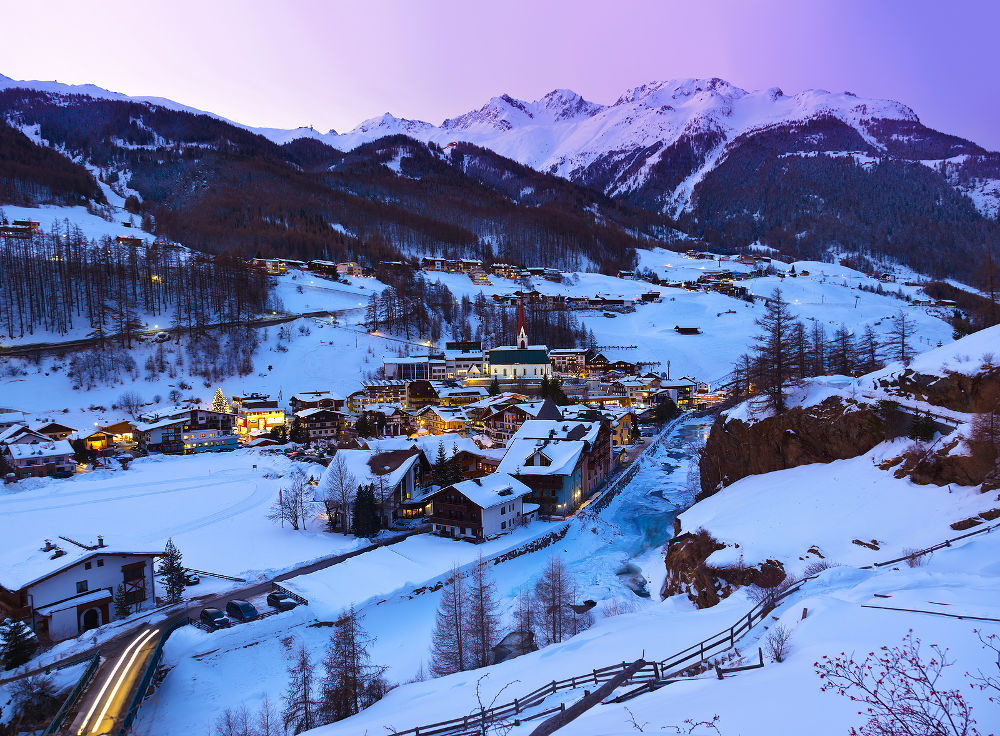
[730, 288, 918, 413]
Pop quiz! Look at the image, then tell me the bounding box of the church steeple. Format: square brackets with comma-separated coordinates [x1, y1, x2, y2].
[516, 295, 528, 349]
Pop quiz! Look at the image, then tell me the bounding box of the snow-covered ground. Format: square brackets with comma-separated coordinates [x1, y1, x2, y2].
[133, 418, 707, 736]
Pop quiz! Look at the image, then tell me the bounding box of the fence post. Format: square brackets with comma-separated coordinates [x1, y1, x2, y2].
[514, 698, 519, 713]
[593, 669, 598, 684]
[699, 641, 704, 660]
[652, 661, 660, 680]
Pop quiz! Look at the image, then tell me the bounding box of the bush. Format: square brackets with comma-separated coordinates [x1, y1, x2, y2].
[802, 560, 840, 576]
[764, 624, 791, 663]
[901, 547, 932, 567]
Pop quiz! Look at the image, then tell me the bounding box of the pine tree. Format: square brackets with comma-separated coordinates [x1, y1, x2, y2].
[464, 555, 500, 669]
[431, 441, 451, 488]
[112, 584, 132, 619]
[281, 642, 318, 734]
[351, 483, 379, 538]
[210, 387, 231, 413]
[157, 538, 185, 603]
[748, 289, 799, 412]
[446, 442, 464, 484]
[0, 619, 37, 670]
[487, 376, 500, 396]
[430, 566, 466, 676]
[539, 374, 551, 400]
[857, 325, 883, 374]
[289, 416, 309, 444]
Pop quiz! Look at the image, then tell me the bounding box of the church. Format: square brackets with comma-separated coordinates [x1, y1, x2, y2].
[486, 298, 551, 383]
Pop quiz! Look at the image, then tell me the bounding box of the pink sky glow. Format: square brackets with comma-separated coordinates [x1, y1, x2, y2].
[1, 0, 997, 148]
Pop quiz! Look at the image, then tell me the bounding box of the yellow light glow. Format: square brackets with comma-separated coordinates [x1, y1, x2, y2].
[91, 628, 159, 733]
[77, 629, 155, 735]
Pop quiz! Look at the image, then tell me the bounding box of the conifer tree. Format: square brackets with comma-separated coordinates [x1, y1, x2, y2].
[430, 566, 466, 676]
[210, 387, 231, 413]
[112, 584, 132, 619]
[431, 441, 451, 488]
[487, 376, 501, 396]
[351, 483, 379, 538]
[0, 619, 37, 670]
[749, 288, 799, 412]
[887, 310, 916, 364]
[319, 606, 388, 723]
[157, 538, 185, 603]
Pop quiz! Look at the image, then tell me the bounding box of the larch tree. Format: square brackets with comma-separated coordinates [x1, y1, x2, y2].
[749, 288, 799, 413]
[887, 310, 917, 364]
[430, 565, 467, 676]
[533, 554, 572, 647]
[319, 606, 388, 723]
[464, 555, 501, 669]
[281, 642, 318, 734]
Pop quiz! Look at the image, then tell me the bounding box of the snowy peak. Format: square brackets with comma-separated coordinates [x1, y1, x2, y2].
[534, 88, 605, 122]
[348, 112, 433, 137]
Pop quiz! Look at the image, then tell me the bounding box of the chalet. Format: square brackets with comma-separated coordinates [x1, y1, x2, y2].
[307, 260, 341, 276]
[35, 422, 76, 441]
[294, 408, 344, 441]
[383, 355, 446, 381]
[415, 405, 469, 435]
[549, 348, 589, 375]
[489, 263, 523, 279]
[82, 430, 116, 452]
[426, 474, 536, 540]
[433, 383, 489, 407]
[617, 270, 635, 280]
[0, 411, 28, 432]
[136, 409, 237, 453]
[500, 419, 613, 509]
[115, 235, 144, 246]
[463, 392, 530, 435]
[483, 398, 562, 444]
[361, 380, 408, 408]
[607, 377, 661, 407]
[101, 421, 135, 444]
[236, 399, 285, 436]
[496, 436, 585, 516]
[562, 405, 639, 447]
[289, 391, 346, 414]
[320, 448, 420, 528]
[2, 437, 75, 480]
[443, 342, 485, 379]
[346, 390, 368, 414]
[251, 258, 288, 275]
[469, 267, 491, 285]
[449, 448, 503, 479]
[336, 262, 364, 277]
[0, 538, 160, 643]
[404, 379, 440, 410]
[640, 291, 662, 302]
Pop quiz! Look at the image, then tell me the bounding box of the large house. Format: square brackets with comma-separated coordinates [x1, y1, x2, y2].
[415, 405, 469, 435]
[486, 299, 550, 384]
[235, 398, 285, 436]
[426, 473, 536, 540]
[482, 398, 562, 444]
[1, 428, 76, 480]
[496, 419, 613, 515]
[294, 407, 344, 441]
[135, 408, 238, 453]
[321, 448, 421, 528]
[289, 391, 346, 414]
[0, 538, 161, 642]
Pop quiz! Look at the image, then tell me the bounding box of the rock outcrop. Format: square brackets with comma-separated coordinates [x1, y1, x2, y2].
[698, 396, 889, 500]
[877, 364, 1000, 413]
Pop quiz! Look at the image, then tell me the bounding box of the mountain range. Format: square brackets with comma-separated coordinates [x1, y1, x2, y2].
[1, 73, 998, 282]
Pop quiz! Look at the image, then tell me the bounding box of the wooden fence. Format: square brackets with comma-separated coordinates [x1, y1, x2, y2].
[864, 521, 999, 569]
[386, 579, 807, 736]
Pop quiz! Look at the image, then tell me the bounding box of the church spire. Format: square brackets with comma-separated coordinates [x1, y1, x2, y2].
[516, 295, 528, 349]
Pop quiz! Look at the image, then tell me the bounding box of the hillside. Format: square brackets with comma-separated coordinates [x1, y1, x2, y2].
[0, 88, 675, 273]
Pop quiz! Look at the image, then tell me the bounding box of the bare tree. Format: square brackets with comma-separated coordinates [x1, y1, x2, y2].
[764, 624, 791, 663]
[886, 310, 916, 364]
[268, 466, 310, 531]
[321, 454, 357, 533]
[430, 566, 467, 676]
[531, 554, 589, 647]
[256, 693, 279, 736]
[214, 704, 254, 736]
[464, 554, 501, 669]
[118, 390, 144, 419]
[319, 606, 389, 724]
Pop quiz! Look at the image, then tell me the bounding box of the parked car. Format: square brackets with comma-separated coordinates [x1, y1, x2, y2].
[199, 608, 231, 630]
[225, 599, 259, 622]
[266, 592, 298, 611]
[183, 571, 201, 586]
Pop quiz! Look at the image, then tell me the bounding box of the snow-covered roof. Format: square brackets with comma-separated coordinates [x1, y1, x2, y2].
[418, 405, 469, 421]
[320, 449, 419, 492]
[295, 407, 342, 418]
[363, 435, 480, 457]
[497, 438, 585, 476]
[4, 439, 73, 459]
[0, 543, 163, 592]
[434, 473, 531, 509]
[133, 416, 184, 432]
[35, 588, 113, 616]
[510, 419, 600, 445]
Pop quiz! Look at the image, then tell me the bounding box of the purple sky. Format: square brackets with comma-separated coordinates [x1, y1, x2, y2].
[2, 0, 998, 149]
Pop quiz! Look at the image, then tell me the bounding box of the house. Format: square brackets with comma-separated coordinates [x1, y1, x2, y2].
[383, 355, 446, 381]
[549, 348, 589, 375]
[251, 258, 288, 275]
[486, 299, 550, 383]
[289, 391, 346, 414]
[0, 537, 160, 643]
[336, 262, 364, 277]
[294, 408, 344, 441]
[499, 419, 613, 510]
[469, 267, 491, 285]
[2, 437, 76, 480]
[320, 448, 421, 528]
[489, 263, 523, 279]
[404, 380, 439, 410]
[307, 260, 341, 276]
[443, 342, 485, 380]
[236, 399, 285, 436]
[0, 411, 28, 432]
[35, 422, 76, 441]
[433, 383, 488, 407]
[82, 430, 116, 452]
[415, 405, 469, 435]
[360, 405, 409, 437]
[562, 405, 639, 448]
[362, 380, 408, 407]
[483, 398, 562, 444]
[135, 409, 238, 453]
[426, 474, 536, 540]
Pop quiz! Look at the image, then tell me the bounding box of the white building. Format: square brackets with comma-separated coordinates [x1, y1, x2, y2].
[0, 538, 161, 642]
[486, 299, 550, 382]
[426, 473, 537, 540]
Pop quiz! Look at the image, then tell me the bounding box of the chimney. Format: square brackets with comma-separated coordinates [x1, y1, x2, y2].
[97, 535, 105, 548]
[42, 539, 55, 552]
[51, 547, 66, 559]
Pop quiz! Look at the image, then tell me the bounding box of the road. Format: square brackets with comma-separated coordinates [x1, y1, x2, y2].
[0, 308, 360, 357]
[43, 527, 427, 735]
